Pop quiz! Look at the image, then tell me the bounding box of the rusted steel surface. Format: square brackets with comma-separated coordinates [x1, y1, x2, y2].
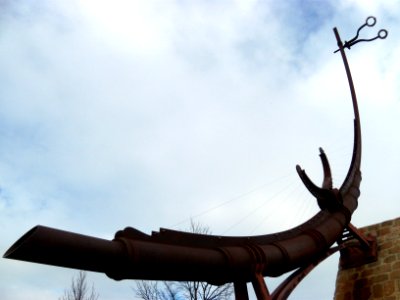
[3, 226, 125, 274]
[3, 17, 387, 300]
[271, 246, 341, 300]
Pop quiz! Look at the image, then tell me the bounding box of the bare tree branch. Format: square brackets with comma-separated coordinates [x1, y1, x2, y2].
[60, 271, 99, 300]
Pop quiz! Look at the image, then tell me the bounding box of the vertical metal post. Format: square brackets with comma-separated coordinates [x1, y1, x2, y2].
[252, 272, 271, 300]
[234, 281, 249, 300]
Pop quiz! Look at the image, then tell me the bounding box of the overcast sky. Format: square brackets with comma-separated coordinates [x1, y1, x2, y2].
[1, 1, 399, 299]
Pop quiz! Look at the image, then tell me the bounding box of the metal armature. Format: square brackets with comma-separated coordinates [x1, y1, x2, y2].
[3, 17, 387, 300]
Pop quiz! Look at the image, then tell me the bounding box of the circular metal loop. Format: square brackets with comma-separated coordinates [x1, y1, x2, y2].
[378, 29, 388, 39]
[366, 16, 376, 27]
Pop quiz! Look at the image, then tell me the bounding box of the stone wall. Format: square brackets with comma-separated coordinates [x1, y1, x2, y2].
[334, 217, 400, 299]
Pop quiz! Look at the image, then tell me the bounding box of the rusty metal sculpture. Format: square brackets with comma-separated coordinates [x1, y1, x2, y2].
[3, 17, 387, 300]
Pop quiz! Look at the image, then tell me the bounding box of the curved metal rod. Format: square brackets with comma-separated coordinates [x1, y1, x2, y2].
[334, 28, 362, 212]
[295, 165, 340, 211]
[319, 148, 333, 189]
[296, 26, 363, 214]
[296, 148, 332, 193]
[270, 246, 340, 300]
[295, 147, 337, 210]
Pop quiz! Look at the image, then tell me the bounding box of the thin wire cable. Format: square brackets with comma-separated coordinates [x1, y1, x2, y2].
[284, 186, 318, 229]
[170, 172, 293, 229]
[248, 180, 305, 234]
[221, 176, 299, 235]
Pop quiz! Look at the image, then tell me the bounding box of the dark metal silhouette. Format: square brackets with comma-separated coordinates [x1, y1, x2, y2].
[334, 16, 387, 53]
[3, 18, 387, 300]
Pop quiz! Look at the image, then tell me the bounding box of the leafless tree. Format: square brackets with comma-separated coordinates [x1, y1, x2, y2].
[60, 271, 99, 300]
[134, 221, 234, 300]
[177, 280, 233, 300]
[135, 281, 180, 300]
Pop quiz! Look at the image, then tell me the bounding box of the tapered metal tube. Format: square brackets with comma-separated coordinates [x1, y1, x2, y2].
[3, 225, 254, 283]
[3, 226, 125, 274]
[3, 208, 349, 284]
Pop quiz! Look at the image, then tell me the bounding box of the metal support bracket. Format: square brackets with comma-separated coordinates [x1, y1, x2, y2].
[338, 223, 378, 269]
